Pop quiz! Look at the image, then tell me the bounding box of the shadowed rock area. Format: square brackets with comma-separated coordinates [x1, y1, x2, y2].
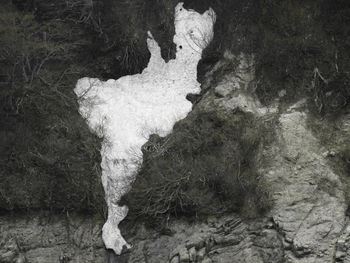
[2, 52, 350, 262]
[1, 1, 350, 262]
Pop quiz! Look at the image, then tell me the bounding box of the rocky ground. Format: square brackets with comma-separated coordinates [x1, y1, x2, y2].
[0, 213, 106, 263]
[1, 54, 349, 263]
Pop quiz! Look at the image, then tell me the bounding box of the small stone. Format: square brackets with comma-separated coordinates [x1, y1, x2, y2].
[201, 257, 213, 263]
[205, 237, 215, 251]
[322, 151, 336, 158]
[214, 84, 234, 98]
[170, 255, 180, 263]
[278, 89, 287, 98]
[179, 247, 190, 263]
[185, 236, 205, 250]
[188, 247, 196, 262]
[197, 248, 206, 261]
[16, 254, 26, 263]
[329, 151, 336, 157]
[266, 221, 274, 229]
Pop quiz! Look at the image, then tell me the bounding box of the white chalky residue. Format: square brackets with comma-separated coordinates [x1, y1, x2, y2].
[74, 2, 216, 255]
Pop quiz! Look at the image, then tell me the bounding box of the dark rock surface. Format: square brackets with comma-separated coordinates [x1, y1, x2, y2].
[1, 54, 350, 263]
[0, 213, 106, 263]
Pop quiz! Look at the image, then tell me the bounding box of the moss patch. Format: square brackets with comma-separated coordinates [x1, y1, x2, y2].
[122, 109, 272, 226]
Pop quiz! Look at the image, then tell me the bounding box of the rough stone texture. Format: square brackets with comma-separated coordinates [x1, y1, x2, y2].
[202, 54, 349, 262]
[1, 54, 350, 262]
[116, 54, 350, 263]
[265, 107, 347, 263]
[118, 216, 283, 263]
[0, 214, 107, 263]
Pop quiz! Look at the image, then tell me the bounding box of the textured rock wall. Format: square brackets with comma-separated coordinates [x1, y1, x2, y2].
[1, 52, 350, 263]
[265, 106, 346, 263]
[115, 53, 350, 263]
[118, 216, 284, 263]
[0, 213, 106, 263]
